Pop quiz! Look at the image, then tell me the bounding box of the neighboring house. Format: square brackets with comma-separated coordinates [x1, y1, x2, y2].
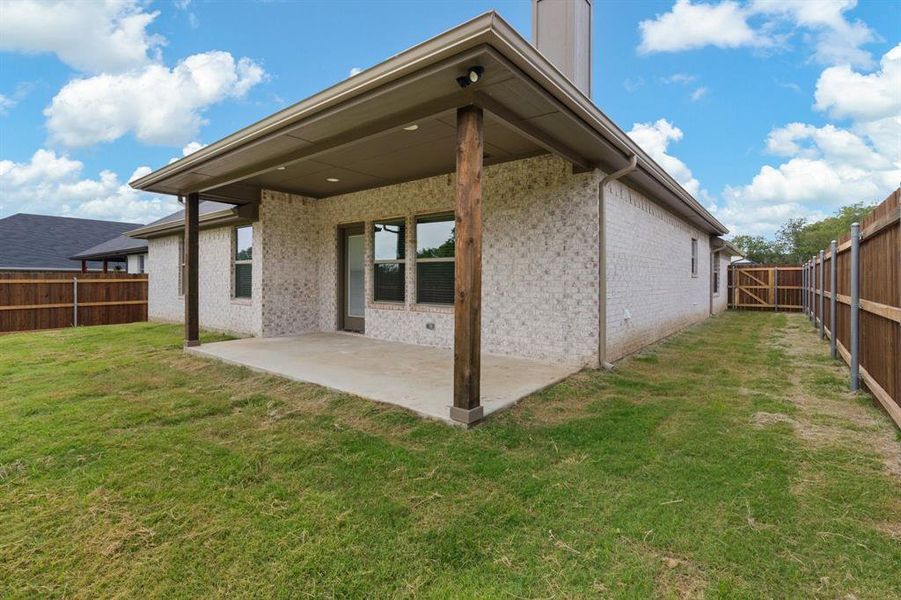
[71, 235, 149, 274]
[129, 4, 741, 424]
[0, 213, 142, 272]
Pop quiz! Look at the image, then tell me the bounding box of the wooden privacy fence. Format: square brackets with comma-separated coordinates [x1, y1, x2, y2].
[0, 271, 147, 333]
[803, 189, 900, 428]
[728, 265, 802, 311]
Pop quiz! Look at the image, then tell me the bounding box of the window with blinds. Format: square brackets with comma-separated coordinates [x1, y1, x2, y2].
[416, 214, 455, 304]
[373, 219, 406, 302]
[234, 226, 253, 298]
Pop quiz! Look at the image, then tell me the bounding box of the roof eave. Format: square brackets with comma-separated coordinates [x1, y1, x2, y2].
[131, 10, 727, 235]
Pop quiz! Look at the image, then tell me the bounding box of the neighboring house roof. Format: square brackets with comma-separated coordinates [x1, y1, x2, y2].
[127, 201, 257, 239]
[131, 11, 727, 235]
[0, 213, 143, 271]
[71, 233, 148, 261]
[711, 237, 743, 258]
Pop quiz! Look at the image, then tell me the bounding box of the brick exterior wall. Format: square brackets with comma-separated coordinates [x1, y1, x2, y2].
[603, 178, 714, 361]
[146, 154, 720, 365]
[146, 224, 260, 336]
[712, 251, 730, 314]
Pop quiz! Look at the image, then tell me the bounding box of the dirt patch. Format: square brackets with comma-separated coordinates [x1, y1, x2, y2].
[752, 412, 798, 428]
[776, 316, 901, 482]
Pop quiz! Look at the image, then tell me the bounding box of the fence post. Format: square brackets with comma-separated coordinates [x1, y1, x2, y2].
[849, 223, 860, 391]
[811, 256, 817, 326]
[72, 277, 78, 327]
[818, 250, 825, 339]
[829, 240, 837, 358]
[801, 262, 806, 314]
[774, 267, 779, 312]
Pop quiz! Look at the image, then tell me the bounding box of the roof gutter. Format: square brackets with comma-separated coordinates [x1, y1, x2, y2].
[598, 155, 638, 369]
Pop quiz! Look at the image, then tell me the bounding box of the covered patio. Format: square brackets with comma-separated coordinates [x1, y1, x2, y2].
[186, 333, 578, 425]
[131, 12, 718, 425]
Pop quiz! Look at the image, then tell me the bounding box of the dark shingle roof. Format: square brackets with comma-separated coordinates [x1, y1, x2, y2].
[71, 233, 148, 260]
[146, 201, 234, 227]
[0, 213, 143, 270]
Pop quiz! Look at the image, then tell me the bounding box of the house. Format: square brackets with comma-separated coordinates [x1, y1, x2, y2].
[0, 213, 142, 272]
[71, 234, 149, 274]
[128, 3, 740, 425]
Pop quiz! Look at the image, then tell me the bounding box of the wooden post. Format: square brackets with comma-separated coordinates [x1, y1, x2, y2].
[829, 240, 837, 358]
[80, 260, 87, 273]
[773, 267, 779, 312]
[849, 223, 860, 391]
[451, 105, 484, 425]
[818, 250, 825, 339]
[184, 192, 200, 347]
[102, 260, 108, 274]
[72, 277, 78, 327]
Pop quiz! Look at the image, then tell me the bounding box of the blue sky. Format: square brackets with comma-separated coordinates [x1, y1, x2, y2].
[1, 0, 899, 237]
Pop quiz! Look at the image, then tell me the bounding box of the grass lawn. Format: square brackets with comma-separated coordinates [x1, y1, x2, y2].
[1, 313, 899, 598]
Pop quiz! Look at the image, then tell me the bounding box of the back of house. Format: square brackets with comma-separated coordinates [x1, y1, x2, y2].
[128, 1, 739, 422]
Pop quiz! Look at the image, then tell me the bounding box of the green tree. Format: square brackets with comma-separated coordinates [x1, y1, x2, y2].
[732, 202, 875, 264]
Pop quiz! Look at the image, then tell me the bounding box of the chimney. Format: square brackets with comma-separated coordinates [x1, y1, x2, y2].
[532, 0, 592, 98]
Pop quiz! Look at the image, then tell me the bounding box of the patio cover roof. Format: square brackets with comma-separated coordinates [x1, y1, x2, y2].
[130, 11, 727, 235]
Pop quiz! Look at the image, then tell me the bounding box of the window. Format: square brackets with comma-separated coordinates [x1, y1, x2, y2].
[177, 237, 185, 295]
[373, 219, 406, 302]
[713, 254, 720, 293]
[416, 214, 455, 304]
[234, 226, 253, 298]
[138, 254, 146, 274]
[691, 238, 698, 277]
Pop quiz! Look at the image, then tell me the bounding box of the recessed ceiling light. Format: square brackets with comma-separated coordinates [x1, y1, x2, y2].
[326, 177, 340, 182]
[403, 124, 419, 131]
[276, 166, 286, 171]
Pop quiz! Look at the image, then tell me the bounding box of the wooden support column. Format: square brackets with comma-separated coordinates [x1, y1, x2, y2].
[184, 192, 200, 347]
[102, 260, 108, 274]
[451, 105, 484, 425]
[80, 260, 87, 273]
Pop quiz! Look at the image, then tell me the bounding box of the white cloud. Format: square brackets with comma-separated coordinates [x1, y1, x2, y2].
[627, 119, 702, 197]
[639, 0, 877, 67]
[45, 51, 266, 147]
[638, 0, 761, 54]
[0, 94, 15, 115]
[623, 76, 645, 92]
[348, 67, 363, 77]
[750, 0, 877, 68]
[0, 0, 164, 73]
[690, 87, 708, 101]
[714, 46, 900, 236]
[169, 141, 207, 164]
[0, 149, 179, 223]
[662, 73, 698, 84]
[815, 43, 901, 122]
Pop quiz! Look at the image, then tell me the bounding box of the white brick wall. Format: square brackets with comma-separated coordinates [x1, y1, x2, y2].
[604, 178, 714, 361]
[712, 251, 730, 314]
[147, 154, 723, 364]
[147, 225, 260, 336]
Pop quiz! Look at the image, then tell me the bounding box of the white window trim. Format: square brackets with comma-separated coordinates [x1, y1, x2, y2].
[691, 237, 699, 278]
[413, 212, 455, 306]
[372, 218, 406, 304]
[233, 225, 253, 300]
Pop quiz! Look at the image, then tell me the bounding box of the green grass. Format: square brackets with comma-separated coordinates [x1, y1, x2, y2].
[1, 314, 898, 598]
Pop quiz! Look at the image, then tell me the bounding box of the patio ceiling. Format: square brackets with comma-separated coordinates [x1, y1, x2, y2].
[131, 12, 727, 235]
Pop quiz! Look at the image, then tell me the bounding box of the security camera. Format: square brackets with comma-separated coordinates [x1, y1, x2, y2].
[456, 66, 484, 88]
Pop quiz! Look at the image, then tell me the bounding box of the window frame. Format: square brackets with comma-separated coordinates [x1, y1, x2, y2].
[414, 212, 456, 306]
[712, 253, 720, 294]
[371, 218, 407, 304]
[233, 225, 253, 300]
[691, 237, 699, 278]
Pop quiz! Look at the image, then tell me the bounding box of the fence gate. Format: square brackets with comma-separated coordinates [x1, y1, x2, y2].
[729, 266, 802, 311]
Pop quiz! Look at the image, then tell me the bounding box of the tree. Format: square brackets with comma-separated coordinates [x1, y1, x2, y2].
[731, 202, 875, 264]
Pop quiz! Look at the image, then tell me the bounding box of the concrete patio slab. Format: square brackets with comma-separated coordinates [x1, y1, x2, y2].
[186, 332, 580, 424]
